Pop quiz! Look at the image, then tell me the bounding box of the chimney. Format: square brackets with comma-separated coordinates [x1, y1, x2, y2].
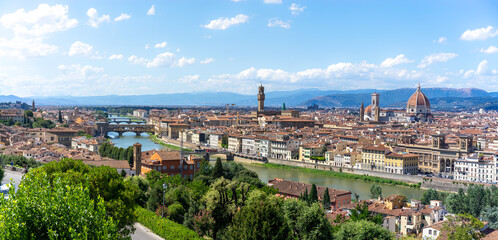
[133, 143, 142, 176]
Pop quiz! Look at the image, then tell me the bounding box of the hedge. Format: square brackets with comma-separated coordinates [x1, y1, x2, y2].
[135, 206, 202, 240]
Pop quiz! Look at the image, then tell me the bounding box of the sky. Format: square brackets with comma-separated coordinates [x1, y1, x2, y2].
[0, 0, 497, 97]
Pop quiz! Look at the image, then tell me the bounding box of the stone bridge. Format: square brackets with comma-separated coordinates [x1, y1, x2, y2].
[107, 118, 146, 125]
[95, 122, 154, 136]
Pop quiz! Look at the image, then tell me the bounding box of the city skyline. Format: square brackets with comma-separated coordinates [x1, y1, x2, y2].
[0, 1, 498, 97]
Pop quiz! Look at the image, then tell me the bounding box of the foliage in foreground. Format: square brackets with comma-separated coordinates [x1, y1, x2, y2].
[442, 214, 485, 240]
[0, 172, 120, 239]
[14, 158, 138, 238]
[334, 220, 393, 240]
[135, 206, 202, 240]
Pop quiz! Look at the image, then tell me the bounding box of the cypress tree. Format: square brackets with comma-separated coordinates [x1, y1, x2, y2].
[309, 184, 318, 203]
[323, 188, 331, 210]
[304, 188, 309, 202]
[212, 157, 223, 179]
[58, 110, 63, 123]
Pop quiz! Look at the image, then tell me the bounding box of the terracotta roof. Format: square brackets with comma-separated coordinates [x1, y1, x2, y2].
[407, 87, 430, 108]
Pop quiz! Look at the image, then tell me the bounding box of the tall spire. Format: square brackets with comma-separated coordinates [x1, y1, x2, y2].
[417, 83, 421, 92]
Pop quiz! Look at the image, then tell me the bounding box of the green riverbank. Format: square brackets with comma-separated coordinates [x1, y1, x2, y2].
[149, 135, 192, 152]
[253, 163, 421, 188]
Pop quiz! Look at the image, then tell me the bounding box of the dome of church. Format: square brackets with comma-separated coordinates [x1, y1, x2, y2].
[407, 85, 430, 108]
[365, 105, 372, 114]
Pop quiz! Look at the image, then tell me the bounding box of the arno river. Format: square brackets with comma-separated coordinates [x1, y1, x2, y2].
[110, 132, 426, 201]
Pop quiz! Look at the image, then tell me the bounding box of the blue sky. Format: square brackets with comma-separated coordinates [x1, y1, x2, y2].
[0, 0, 497, 97]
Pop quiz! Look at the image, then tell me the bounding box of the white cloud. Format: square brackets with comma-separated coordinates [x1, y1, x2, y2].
[176, 57, 195, 67]
[289, 3, 306, 15]
[202, 14, 248, 30]
[68, 41, 99, 58]
[480, 46, 498, 54]
[128, 52, 195, 68]
[380, 54, 414, 68]
[87, 8, 110, 28]
[145, 44, 150, 49]
[463, 60, 495, 78]
[200, 58, 215, 64]
[204, 61, 429, 92]
[179, 75, 200, 83]
[433, 37, 447, 44]
[128, 55, 150, 65]
[108, 54, 123, 60]
[147, 5, 155, 16]
[0, 4, 78, 60]
[268, 18, 290, 29]
[154, 42, 167, 48]
[0, 4, 78, 37]
[58, 64, 103, 77]
[461, 26, 498, 41]
[0, 38, 58, 60]
[264, 0, 282, 4]
[114, 13, 131, 22]
[418, 53, 458, 68]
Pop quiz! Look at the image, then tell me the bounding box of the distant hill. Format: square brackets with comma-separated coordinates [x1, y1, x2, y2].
[1, 87, 496, 109]
[302, 88, 494, 109]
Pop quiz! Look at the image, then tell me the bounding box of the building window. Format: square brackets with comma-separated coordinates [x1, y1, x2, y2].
[171, 165, 175, 169]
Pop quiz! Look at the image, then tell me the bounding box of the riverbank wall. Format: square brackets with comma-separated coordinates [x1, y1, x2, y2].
[264, 158, 424, 184]
[420, 177, 494, 192]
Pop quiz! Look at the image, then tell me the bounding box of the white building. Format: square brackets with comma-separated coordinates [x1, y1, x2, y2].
[454, 154, 495, 184]
[241, 137, 256, 155]
[208, 133, 223, 148]
[259, 139, 271, 157]
[133, 109, 148, 119]
[228, 135, 242, 153]
[269, 136, 299, 160]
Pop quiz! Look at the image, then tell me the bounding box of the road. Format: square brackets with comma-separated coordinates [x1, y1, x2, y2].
[131, 223, 164, 240]
[2, 169, 24, 188]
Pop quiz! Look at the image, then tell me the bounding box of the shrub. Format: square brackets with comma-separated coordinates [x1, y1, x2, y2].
[135, 206, 202, 239]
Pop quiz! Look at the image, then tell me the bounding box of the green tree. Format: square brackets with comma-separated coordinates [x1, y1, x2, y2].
[0, 166, 4, 184]
[212, 158, 223, 179]
[126, 147, 134, 166]
[442, 214, 484, 240]
[228, 191, 290, 240]
[323, 187, 331, 210]
[468, 185, 487, 217]
[481, 206, 498, 229]
[283, 199, 307, 237]
[296, 203, 333, 240]
[420, 188, 445, 205]
[349, 201, 383, 224]
[309, 184, 318, 203]
[221, 136, 228, 148]
[334, 220, 393, 240]
[58, 110, 63, 123]
[168, 203, 185, 223]
[0, 172, 120, 239]
[446, 188, 470, 215]
[14, 121, 21, 126]
[28, 159, 138, 237]
[370, 184, 382, 199]
[24, 110, 33, 118]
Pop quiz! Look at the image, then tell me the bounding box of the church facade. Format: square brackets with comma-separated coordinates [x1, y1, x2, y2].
[360, 84, 433, 123]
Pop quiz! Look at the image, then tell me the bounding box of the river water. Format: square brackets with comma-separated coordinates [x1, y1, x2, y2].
[110, 133, 425, 201]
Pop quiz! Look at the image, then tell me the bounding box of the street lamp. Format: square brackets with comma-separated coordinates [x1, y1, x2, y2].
[162, 183, 168, 218]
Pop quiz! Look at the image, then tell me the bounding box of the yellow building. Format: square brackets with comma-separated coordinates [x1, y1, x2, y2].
[361, 146, 388, 171]
[299, 144, 323, 162]
[385, 152, 419, 174]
